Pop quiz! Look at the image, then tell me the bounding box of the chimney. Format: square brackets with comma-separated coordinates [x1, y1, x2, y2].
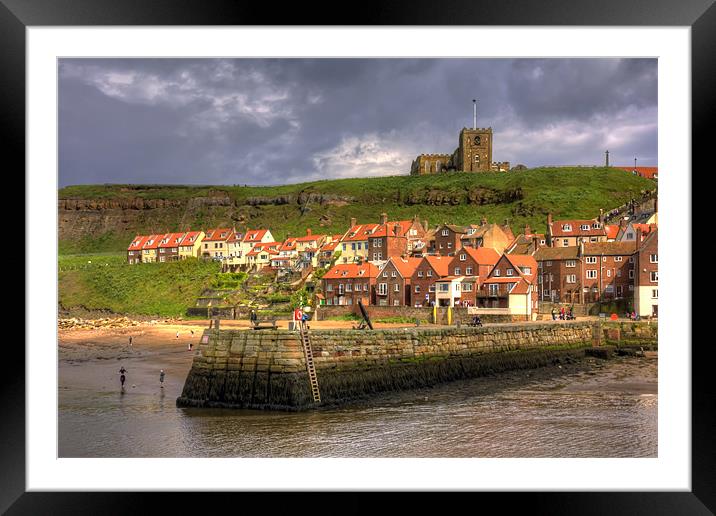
[636, 227, 643, 243]
[350, 217, 357, 228]
[380, 212, 388, 225]
[393, 223, 400, 236]
[578, 241, 584, 257]
[532, 236, 539, 252]
[306, 228, 312, 236]
[599, 208, 604, 225]
[546, 213, 553, 247]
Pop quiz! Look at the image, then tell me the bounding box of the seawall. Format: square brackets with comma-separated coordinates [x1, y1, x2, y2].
[176, 321, 657, 411]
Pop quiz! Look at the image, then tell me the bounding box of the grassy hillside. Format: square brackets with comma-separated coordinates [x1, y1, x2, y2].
[59, 168, 656, 253]
[59, 256, 220, 317]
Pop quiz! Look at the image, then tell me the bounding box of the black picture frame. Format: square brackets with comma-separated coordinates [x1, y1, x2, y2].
[4, 0, 711, 513]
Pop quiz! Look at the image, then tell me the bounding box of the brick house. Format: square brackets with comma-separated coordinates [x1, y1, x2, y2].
[546, 213, 608, 247]
[460, 220, 514, 253]
[580, 241, 637, 303]
[634, 228, 658, 317]
[534, 246, 583, 303]
[410, 255, 451, 307]
[322, 262, 379, 306]
[367, 213, 425, 262]
[157, 232, 186, 262]
[444, 247, 501, 306]
[433, 224, 466, 256]
[127, 235, 150, 264]
[375, 257, 422, 306]
[478, 254, 539, 317]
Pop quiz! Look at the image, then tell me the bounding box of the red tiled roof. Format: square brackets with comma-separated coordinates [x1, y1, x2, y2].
[128, 235, 149, 251]
[370, 220, 414, 238]
[420, 255, 451, 277]
[179, 231, 202, 246]
[323, 262, 380, 280]
[320, 241, 339, 252]
[550, 219, 606, 238]
[614, 166, 658, 179]
[142, 234, 166, 250]
[460, 246, 501, 266]
[583, 241, 637, 256]
[341, 223, 379, 242]
[296, 233, 325, 242]
[280, 238, 297, 251]
[204, 228, 234, 242]
[242, 229, 269, 243]
[604, 225, 620, 240]
[384, 257, 422, 278]
[159, 232, 186, 248]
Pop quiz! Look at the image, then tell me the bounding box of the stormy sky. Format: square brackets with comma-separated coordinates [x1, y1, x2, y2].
[58, 58, 657, 187]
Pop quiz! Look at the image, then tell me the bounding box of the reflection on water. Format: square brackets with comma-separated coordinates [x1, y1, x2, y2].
[59, 357, 657, 458]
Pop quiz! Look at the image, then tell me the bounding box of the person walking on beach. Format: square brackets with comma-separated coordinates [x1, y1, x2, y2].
[188, 341, 193, 351]
[159, 369, 165, 388]
[119, 366, 127, 388]
[176, 330, 180, 339]
[128, 336, 133, 347]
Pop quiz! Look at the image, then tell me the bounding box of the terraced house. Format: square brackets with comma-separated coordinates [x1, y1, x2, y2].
[478, 254, 538, 318]
[157, 232, 187, 262]
[633, 228, 658, 318]
[139, 234, 164, 263]
[410, 255, 451, 307]
[580, 241, 637, 303]
[546, 212, 608, 247]
[339, 220, 378, 264]
[202, 228, 235, 259]
[534, 246, 583, 303]
[322, 262, 379, 306]
[178, 231, 205, 259]
[367, 213, 426, 262]
[375, 257, 422, 306]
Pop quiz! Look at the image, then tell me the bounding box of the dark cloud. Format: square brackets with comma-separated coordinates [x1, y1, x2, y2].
[58, 58, 657, 186]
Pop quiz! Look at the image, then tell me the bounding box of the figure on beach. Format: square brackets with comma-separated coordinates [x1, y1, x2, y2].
[159, 369, 165, 388]
[119, 366, 127, 388]
[128, 336, 133, 346]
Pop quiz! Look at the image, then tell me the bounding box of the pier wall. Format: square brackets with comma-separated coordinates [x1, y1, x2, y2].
[176, 321, 656, 411]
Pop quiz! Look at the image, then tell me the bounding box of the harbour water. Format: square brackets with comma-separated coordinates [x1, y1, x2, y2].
[58, 343, 657, 458]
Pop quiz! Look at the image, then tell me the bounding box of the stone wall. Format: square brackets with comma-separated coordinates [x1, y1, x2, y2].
[176, 321, 623, 411]
[315, 305, 525, 324]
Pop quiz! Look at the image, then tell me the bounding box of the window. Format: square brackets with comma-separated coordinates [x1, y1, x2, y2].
[391, 271, 397, 278]
[418, 271, 424, 277]
[377, 283, 387, 295]
[566, 274, 577, 283]
[586, 270, 597, 279]
[563, 224, 572, 232]
[605, 285, 614, 292]
[562, 239, 569, 247]
[494, 269, 500, 277]
[652, 289, 658, 298]
[650, 254, 658, 263]
[506, 268, 514, 276]
[586, 257, 597, 264]
[581, 224, 590, 231]
[488, 284, 499, 296]
[346, 284, 352, 292]
[382, 272, 388, 277]
[394, 284, 400, 292]
[441, 229, 449, 236]
[462, 283, 473, 292]
[454, 267, 461, 275]
[626, 232, 634, 240]
[564, 260, 575, 268]
[650, 271, 658, 282]
[439, 283, 450, 292]
[415, 285, 421, 293]
[617, 270, 622, 277]
[427, 270, 433, 277]
[466, 267, 473, 275]
[429, 285, 436, 292]
[592, 222, 601, 229]
[351, 243, 356, 250]
[629, 270, 634, 279]
[607, 270, 611, 277]
[546, 260, 552, 266]
[447, 242, 453, 249]
[338, 284, 344, 294]
[523, 267, 532, 275]
[615, 256, 622, 262]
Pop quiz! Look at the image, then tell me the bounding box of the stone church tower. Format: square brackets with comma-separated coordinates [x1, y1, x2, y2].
[410, 100, 507, 175]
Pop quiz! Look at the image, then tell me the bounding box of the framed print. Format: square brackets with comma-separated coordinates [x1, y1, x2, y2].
[5, 0, 714, 513]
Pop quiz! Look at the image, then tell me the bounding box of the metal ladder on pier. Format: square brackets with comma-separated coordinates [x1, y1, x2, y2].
[298, 323, 321, 403]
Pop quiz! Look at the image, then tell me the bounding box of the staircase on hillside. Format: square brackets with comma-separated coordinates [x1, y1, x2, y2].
[298, 324, 321, 403]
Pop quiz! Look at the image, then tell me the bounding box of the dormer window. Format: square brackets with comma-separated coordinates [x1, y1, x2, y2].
[592, 222, 601, 229]
[563, 224, 572, 232]
[441, 229, 449, 236]
[506, 268, 514, 276]
[581, 224, 590, 231]
[459, 254, 466, 261]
